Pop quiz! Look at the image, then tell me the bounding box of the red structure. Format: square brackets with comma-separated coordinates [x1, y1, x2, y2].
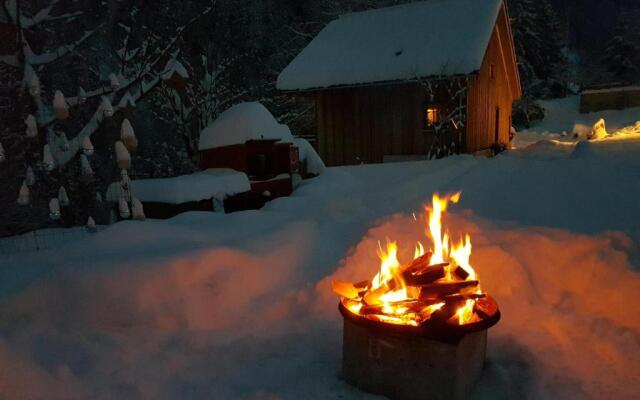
[199, 139, 300, 208]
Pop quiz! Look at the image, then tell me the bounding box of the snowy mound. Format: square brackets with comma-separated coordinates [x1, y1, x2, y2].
[199, 102, 293, 151]
[131, 169, 251, 204]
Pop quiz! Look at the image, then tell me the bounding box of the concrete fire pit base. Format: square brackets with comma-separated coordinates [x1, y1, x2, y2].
[342, 317, 487, 400]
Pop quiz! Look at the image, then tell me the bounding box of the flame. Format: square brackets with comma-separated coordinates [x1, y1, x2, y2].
[335, 192, 484, 326]
[455, 299, 477, 325]
[427, 193, 460, 265]
[414, 242, 425, 259]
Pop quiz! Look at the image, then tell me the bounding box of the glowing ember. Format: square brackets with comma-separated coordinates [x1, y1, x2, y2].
[333, 192, 488, 327]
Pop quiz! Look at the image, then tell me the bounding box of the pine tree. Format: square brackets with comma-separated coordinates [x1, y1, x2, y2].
[508, 0, 567, 98]
[601, 6, 640, 84]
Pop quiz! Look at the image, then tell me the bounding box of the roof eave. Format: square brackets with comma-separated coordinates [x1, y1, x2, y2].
[278, 72, 478, 94]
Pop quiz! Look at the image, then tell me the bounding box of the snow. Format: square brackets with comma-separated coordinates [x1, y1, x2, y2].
[294, 138, 326, 175]
[277, 0, 502, 91]
[513, 96, 640, 148]
[117, 92, 136, 108]
[2, 99, 640, 398]
[115, 141, 131, 170]
[162, 58, 189, 80]
[198, 102, 293, 150]
[130, 169, 251, 204]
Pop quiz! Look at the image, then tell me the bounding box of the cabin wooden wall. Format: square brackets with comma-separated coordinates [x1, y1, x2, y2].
[466, 4, 520, 152]
[314, 83, 464, 166]
[315, 84, 420, 166]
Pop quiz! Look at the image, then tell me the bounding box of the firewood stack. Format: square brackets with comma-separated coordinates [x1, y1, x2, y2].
[332, 250, 492, 327]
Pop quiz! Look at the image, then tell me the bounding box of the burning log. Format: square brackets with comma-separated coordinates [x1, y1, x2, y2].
[454, 266, 470, 280]
[400, 252, 433, 275]
[441, 293, 486, 302]
[418, 281, 479, 299]
[403, 264, 446, 286]
[363, 278, 403, 305]
[354, 280, 370, 290]
[474, 297, 499, 319]
[332, 280, 360, 300]
[360, 304, 385, 315]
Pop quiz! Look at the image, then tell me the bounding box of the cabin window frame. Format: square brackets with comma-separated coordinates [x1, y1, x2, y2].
[426, 107, 439, 127]
[423, 103, 447, 131]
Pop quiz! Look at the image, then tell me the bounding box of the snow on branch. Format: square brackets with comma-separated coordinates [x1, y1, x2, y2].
[26, 29, 98, 65]
[44, 2, 217, 168]
[49, 76, 162, 167]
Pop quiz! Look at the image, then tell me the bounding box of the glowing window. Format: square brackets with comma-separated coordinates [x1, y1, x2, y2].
[426, 108, 438, 126]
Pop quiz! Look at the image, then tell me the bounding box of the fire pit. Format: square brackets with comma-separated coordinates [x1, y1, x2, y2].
[332, 193, 500, 400]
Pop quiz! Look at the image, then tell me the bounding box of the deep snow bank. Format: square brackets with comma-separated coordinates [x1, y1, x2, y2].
[1, 136, 640, 399]
[1, 212, 639, 399]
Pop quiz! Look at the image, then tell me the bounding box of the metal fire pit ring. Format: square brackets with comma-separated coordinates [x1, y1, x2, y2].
[338, 295, 501, 343]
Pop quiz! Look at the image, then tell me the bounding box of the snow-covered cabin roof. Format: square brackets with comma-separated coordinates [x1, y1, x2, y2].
[277, 0, 503, 91]
[198, 102, 293, 151]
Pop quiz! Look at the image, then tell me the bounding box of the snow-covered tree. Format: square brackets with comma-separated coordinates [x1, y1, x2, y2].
[600, 6, 640, 84]
[508, 0, 567, 98]
[0, 0, 217, 235]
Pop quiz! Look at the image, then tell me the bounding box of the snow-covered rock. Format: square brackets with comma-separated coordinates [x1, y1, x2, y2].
[572, 123, 590, 139]
[198, 102, 293, 151]
[131, 168, 251, 204]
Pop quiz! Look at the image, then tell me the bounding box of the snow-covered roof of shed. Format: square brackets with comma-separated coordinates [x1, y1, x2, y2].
[277, 0, 503, 91]
[198, 102, 293, 151]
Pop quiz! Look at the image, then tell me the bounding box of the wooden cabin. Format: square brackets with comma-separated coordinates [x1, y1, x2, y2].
[277, 0, 521, 166]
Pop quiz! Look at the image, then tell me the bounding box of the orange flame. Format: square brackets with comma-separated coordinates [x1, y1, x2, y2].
[335, 192, 483, 326]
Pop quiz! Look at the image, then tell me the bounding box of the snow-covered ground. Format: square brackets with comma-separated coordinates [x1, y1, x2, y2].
[513, 95, 640, 148]
[1, 98, 640, 399]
